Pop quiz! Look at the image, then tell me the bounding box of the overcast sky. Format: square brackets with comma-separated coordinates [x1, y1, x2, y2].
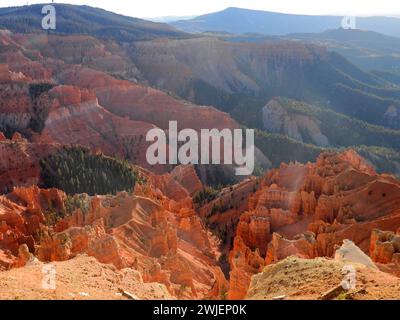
[1, 0, 400, 18]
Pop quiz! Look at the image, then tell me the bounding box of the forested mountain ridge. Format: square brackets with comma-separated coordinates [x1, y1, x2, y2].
[0, 4, 187, 41]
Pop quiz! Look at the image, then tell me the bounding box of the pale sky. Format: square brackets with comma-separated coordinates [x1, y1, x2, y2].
[1, 0, 399, 18]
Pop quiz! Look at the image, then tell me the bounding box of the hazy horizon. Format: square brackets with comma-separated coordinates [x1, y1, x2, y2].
[1, 1, 400, 20]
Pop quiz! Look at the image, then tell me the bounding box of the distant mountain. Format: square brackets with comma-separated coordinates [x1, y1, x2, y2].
[148, 15, 196, 23]
[218, 28, 400, 76]
[172, 7, 400, 37]
[215, 28, 400, 74]
[132, 37, 400, 129]
[0, 4, 186, 41]
[290, 28, 400, 52]
[285, 29, 400, 74]
[3, 4, 400, 176]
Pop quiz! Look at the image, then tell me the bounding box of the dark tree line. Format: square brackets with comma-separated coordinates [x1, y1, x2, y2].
[40, 146, 137, 195]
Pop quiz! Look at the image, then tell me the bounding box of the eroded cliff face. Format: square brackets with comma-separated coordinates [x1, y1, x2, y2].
[0, 137, 59, 193]
[0, 31, 240, 176]
[262, 99, 329, 147]
[195, 150, 400, 299]
[0, 165, 228, 299]
[2, 28, 400, 300]
[2, 145, 400, 299]
[0, 185, 66, 269]
[36, 85, 159, 172]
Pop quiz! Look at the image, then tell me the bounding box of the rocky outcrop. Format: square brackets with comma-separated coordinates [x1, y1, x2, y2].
[2, 50, 52, 81]
[0, 186, 65, 256]
[0, 254, 174, 300]
[0, 63, 29, 83]
[265, 232, 316, 264]
[246, 255, 400, 300]
[370, 229, 400, 264]
[236, 212, 271, 256]
[0, 139, 59, 193]
[170, 165, 203, 196]
[0, 163, 224, 299]
[0, 64, 12, 83]
[3, 146, 396, 300]
[262, 99, 329, 147]
[3, 27, 400, 301]
[335, 239, 377, 269]
[37, 85, 161, 172]
[0, 180, 225, 299]
[59, 66, 239, 132]
[228, 236, 264, 300]
[0, 31, 242, 180]
[200, 150, 400, 298]
[37, 222, 124, 268]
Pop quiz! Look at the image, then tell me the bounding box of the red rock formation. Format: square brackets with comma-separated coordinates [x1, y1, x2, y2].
[199, 150, 400, 298]
[2, 50, 52, 81]
[236, 211, 271, 255]
[11, 132, 24, 142]
[4, 28, 400, 300]
[0, 64, 12, 83]
[0, 139, 58, 193]
[0, 186, 65, 256]
[0, 31, 240, 178]
[0, 166, 213, 298]
[2, 142, 400, 299]
[59, 66, 238, 132]
[37, 85, 158, 171]
[228, 236, 264, 300]
[370, 229, 400, 264]
[49, 85, 96, 108]
[37, 221, 124, 268]
[260, 151, 400, 257]
[265, 232, 316, 264]
[338, 149, 376, 175]
[0, 176, 225, 299]
[170, 165, 203, 196]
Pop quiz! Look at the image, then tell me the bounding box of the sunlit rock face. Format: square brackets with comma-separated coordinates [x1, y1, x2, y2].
[197, 150, 400, 299]
[2, 26, 400, 300]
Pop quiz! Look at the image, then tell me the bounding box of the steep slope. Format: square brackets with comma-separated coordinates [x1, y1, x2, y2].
[0, 30, 245, 179]
[2, 146, 400, 300]
[3, 9, 400, 177]
[0, 135, 140, 196]
[0, 166, 229, 299]
[132, 37, 400, 130]
[254, 130, 400, 176]
[197, 150, 400, 298]
[57, 66, 238, 133]
[261, 98, 400, 149]
[0, 135, 59, 194]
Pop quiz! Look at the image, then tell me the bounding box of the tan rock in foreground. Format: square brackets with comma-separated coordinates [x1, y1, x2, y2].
[246, 256, 400, 300]
[0, 255, 173, 300]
